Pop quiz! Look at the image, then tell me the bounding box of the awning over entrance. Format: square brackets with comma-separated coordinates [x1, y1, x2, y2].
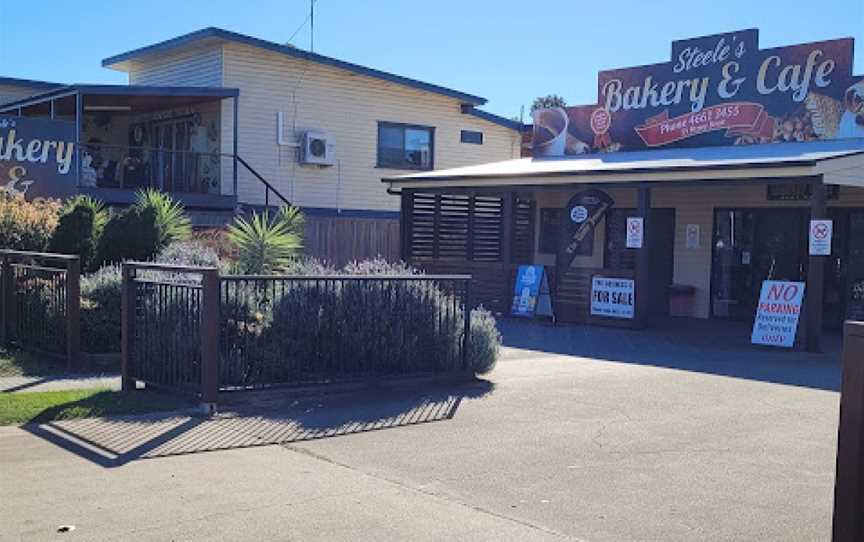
[382, 139, 864, 189]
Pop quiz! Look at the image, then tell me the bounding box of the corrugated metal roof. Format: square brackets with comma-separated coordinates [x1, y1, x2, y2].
[383, 139, 864, 184]
[0, 76, 62, 89]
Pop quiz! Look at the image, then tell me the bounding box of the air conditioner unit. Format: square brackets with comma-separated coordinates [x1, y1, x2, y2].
[299, 130, 334, 166]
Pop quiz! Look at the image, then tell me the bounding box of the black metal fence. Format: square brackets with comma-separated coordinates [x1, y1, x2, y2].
[121, 262, 472, 403]
[0, 250, 80, 370]
[121, 263, 218, 402]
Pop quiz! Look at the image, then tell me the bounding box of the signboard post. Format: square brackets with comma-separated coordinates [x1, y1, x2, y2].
[751, 280, 806, 348]
[625, 217, 644, 249]
[590, 277, 635, 319]
[809, 219, 833, 256]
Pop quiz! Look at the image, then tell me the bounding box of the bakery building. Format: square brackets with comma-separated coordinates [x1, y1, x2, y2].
[383, 29, 864, 351]
[0, 28, 522, 264]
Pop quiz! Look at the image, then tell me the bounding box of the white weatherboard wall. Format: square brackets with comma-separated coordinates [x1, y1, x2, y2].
[127, 45, 224, 87]
[123, 42, 521, 212]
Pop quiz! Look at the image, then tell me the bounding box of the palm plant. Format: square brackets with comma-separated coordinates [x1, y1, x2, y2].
[227, 206, 304, 274]
[134, 188, 192, 250]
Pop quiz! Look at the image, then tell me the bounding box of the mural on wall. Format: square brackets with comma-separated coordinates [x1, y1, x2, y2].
[0, 116, 76, 200]
[533, 29, 864, 156]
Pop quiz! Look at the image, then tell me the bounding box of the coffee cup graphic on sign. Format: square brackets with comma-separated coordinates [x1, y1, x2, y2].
[532, 108, 568, 157]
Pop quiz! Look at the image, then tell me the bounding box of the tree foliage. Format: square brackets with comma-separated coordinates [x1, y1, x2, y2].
[531, 94, 567, 112]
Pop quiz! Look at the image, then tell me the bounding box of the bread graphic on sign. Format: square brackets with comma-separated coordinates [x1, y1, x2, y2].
[804, 92, 844, 138]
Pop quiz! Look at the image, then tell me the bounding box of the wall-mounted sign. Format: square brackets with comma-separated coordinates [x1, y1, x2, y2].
[809, 219, 833, 255]
[559, 189, 614, 263]
[766, 183, 839, 201]
[0, 116, 76, 200]
[625, 217, 643, 248]
[511, 265, 545, 317]
[751, 280, 805, 348]
[591, 276, 635, 319]
[533, 29, 864, 156]
[685, 224, 701, 249]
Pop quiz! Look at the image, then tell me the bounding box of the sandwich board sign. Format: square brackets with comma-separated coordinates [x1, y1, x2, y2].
[511, 265, 544, 317]
[751, 280, 805, 348]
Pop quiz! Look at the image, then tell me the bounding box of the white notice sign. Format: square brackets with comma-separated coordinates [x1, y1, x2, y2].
[685, 224, 700, 249]
[750, 280, 805, 348]
[809, 219, 832, 256]
[626, 217, 643, 248]
[591, 277, 635, 319]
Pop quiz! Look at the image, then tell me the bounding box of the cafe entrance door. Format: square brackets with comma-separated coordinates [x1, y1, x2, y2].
[711, 208, 807, 321]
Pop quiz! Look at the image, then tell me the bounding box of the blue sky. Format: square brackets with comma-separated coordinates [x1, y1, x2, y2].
[0, 0, 861, 119]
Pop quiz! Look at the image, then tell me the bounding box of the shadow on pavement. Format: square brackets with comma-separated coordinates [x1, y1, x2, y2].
[23, 379, 494, 468]
[499, 318, 841, 392]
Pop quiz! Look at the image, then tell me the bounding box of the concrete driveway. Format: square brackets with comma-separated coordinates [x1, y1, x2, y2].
[0, 319, 842, 541]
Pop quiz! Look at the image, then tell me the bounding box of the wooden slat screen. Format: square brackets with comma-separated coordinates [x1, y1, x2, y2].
[410, 193, 503, 262]
[409, 193, 436, 260]
[511, 196, 536, 263]
[472, 196, 503, 261]
[438, 194, 470, 259]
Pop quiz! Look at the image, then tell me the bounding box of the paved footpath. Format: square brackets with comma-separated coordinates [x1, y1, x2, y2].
[0, 321, 842, 541]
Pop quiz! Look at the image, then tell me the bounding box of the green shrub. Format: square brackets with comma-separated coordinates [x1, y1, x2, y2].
[466, 307, 501, 374]
[342, 257, 416, 276]
[94, 205, 160, 266]
[227, 206, 304, 274]
[156, 240, 225, 271]
[221, 259, 500, 385]
[92, 190, 191, 268]
[0, 194, 62, 250]
[80, 266, 122, 353]
[135, 188, 192, 250]
[48, 196, 108, 271]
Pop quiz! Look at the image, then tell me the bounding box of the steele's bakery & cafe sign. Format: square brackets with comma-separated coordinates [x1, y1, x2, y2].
[533, 29, 864, 156]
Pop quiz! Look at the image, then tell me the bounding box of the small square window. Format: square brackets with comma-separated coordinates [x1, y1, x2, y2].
[460, 130, 483, 144]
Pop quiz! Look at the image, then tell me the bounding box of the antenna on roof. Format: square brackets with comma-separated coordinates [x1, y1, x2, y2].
[310, 0, 315, 52]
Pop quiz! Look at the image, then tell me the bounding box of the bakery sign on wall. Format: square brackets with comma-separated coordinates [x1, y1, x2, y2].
[0, 116, 77, 200]
[533, 29, 864, 156]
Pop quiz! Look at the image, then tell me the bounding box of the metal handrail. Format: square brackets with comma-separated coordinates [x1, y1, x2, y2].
[235, 155, 291, 209]
[82, 144, 293, 213]
[124, 261, 218, 273]
[0, 249, 80, 262]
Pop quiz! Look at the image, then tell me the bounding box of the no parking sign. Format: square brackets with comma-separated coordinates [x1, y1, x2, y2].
[809, 220, 832, 256]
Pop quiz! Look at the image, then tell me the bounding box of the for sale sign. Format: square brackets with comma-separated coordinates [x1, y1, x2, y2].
[751, 280, 805, 348]
[591, 277, 635, 319]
